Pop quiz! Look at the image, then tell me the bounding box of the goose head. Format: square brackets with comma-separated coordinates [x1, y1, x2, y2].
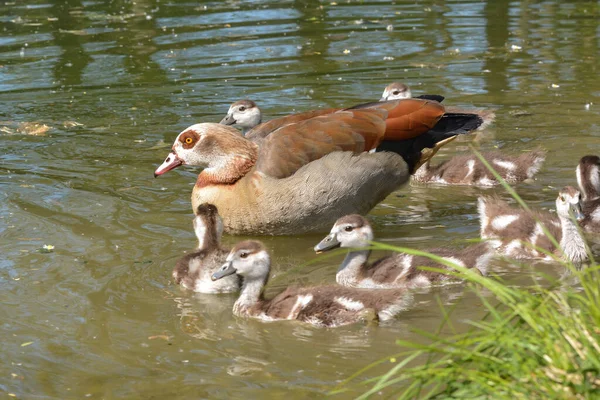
[154, 123, 258, 177]
[380, 82, 412, 101]
[220, 100, 262, 133]
[314, 214, 375, 253]
[576, 155, 600, 201]
[212, 240, 270, 282]
[193, 203, 224, 250]
[556, 186, 584, 221]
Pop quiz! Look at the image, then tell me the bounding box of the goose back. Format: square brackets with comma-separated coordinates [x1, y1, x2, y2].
[413, 149, 546, 186]
[478, 196, 562, 258]
[581, 198, 600, 233]
[477, 188, 586, 262]
[173, 248, 239, 293]
[356, 243, 492, 289]
[173, 204, 240, 293]
[577, 155, 600, 232]
[245, 285, 412, 327]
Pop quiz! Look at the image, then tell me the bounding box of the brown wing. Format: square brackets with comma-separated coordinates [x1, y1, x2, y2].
[246, 108, 338, 140]
[255, 108, 388, 179]
[357, 99, 445, 140]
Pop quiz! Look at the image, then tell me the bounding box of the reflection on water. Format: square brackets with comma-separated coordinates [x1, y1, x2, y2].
[1, 0, 599, 398]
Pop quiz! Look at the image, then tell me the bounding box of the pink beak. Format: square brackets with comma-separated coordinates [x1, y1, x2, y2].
[154, 152, 183, 177]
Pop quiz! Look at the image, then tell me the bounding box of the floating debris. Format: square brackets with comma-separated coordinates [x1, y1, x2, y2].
[63, 120, 84, 128]
[0, 122, 51, 136]
[510, 44, 523, 51]
[148, 335, 172, 341]
[58, 29, 87, 36]
[227, 356, 269, 377]
[508, 109, 533, 117]
[343, 49, 351, 54]
[40, 244, 55, 253]
[550, 83, 560, 88]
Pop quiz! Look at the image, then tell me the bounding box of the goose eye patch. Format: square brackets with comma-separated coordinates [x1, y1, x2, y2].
[179, 131, 200, 149]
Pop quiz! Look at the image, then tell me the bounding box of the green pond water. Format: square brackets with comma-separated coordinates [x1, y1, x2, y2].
[1, 0, 599, 398]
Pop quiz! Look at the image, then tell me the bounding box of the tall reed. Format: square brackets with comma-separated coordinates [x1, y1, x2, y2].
[336, 149, 600, 399]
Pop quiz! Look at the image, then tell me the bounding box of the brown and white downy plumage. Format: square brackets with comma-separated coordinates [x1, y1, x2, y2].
[211, 240, 413, 327]
[380, 81, 496, 131]
[220, 100, 262, 136]
[155, 98, 485, 235]
[173, 204, 240, 293]
[478, 186, 588, 264]
[380, 82, 532, 187]
[412, 148, 546, 186]
[576, 155, 600, 233]
[314, 215, 493, 289]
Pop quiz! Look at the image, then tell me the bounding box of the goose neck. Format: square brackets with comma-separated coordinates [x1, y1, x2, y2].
[558, 215, 587, 264]
[197, 154, 256, 187]
[233, 276, 266, 316]
[337, 249, 371, 286]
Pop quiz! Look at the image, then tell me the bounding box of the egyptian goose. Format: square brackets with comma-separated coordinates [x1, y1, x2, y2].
[478, 186, 588, 264]
[412, 148, 546, 186]
[381, 82, 496, 131]
[155, 99, 484, 235]
[210, 240, 413, 327]
[314, 214, 493, 289]
[220, 100, 261, 135]
[172, 204, 240, 293]
[576, 155, 600, 233]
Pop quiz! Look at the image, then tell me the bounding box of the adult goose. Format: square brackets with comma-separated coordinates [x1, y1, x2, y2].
[221, 90, 507, 187]
[412, 148, 546, 186]
[478, 186, 588, 264]
[380, 81, 496, 130]
[173, 204, 240, 293]
[576, 155, 600, 233]
[211, 240, 413, 327]
[314, 214, 493, 289]
[155, 98, 484, 235]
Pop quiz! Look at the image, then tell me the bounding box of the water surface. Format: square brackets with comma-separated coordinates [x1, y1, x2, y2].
[1, 0, 600, 398]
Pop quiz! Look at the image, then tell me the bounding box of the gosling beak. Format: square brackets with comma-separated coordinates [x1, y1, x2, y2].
[219, 114, 236, 126]
[211, 261, 236, 281]
[571, 202, 585, 222]
[314, 233, 341, 254]
[379, 96, 388, 102]
[154, 151, 183, 177]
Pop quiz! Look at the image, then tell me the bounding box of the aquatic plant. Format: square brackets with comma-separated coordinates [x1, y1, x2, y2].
[336, 150, 600, 399]
[336, 255, 600, 399]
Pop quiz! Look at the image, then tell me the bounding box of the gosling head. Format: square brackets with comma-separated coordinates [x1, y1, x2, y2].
[576, 155, 600, 200]
[154, 123, 257, 177]
[212, 240, 270, 282]
[556, 186, 584, 221]
[193, 203, 224, 249]
[380, 82, 412, 101]
[219, 100, 262, 133]
[314, 214, 374, 253]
